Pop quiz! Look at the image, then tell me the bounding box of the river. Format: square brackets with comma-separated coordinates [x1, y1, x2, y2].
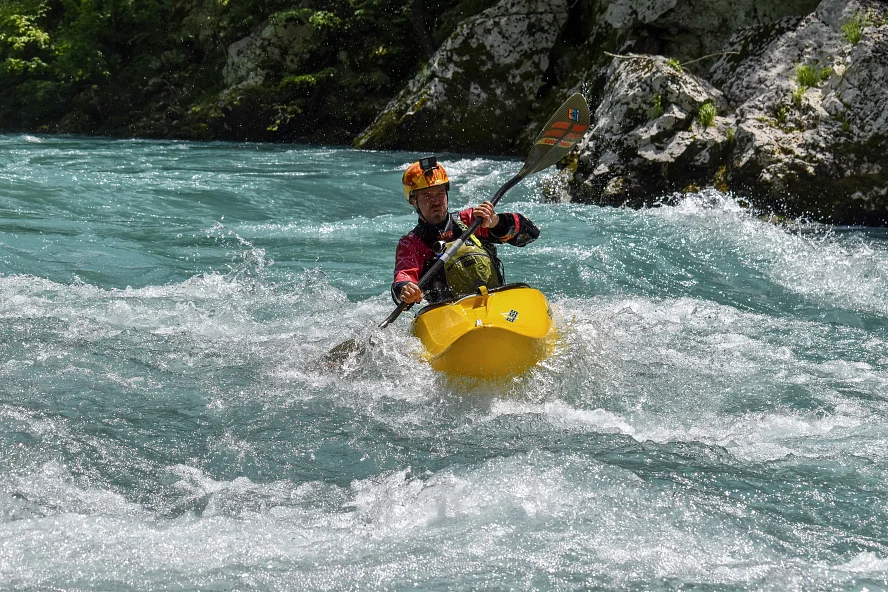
[2, 134, 887, 590]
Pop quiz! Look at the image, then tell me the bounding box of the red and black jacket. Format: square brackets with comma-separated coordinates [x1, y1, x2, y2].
[392, 207, 539, 304]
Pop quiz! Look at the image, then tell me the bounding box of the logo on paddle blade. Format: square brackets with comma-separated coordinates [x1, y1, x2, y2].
[568, 108, 580, 122]
[503, 309, 519, 323]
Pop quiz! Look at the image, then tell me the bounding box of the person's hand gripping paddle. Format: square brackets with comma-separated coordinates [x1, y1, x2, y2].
[324, 93, 591, 367]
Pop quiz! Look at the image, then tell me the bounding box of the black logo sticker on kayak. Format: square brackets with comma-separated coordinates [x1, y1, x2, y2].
[503, 309, 518, 323]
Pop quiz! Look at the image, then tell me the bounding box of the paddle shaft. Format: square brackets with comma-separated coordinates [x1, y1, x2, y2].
[378, 173, 523, 328]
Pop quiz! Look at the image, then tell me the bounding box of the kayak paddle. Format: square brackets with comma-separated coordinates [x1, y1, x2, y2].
[324, 92, 591, 366]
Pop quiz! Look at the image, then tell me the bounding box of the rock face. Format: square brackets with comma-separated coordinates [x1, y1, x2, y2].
[601, 0, 821, 61]
[222, 16, 318, 90]
[713, 0, 888, 224]
[353, 0, 887, 224]
[546, 0, 888, 225]
[519, 0, 821, 146]
[354, 0, 569, 154]
[549, 55, 734, 206]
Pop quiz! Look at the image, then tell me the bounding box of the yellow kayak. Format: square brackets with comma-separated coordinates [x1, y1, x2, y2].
[411, 283, 555, 379]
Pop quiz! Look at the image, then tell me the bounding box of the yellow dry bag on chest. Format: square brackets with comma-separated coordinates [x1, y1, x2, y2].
[443, 222, 501, 297]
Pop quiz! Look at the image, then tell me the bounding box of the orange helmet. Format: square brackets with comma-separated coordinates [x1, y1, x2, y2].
[402, 157, 450, 202]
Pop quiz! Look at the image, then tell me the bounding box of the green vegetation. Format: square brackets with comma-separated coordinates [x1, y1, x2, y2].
[650, 93, 663, 118]
[0, 0, 497, 140]
[713, 165, 728, 192]
[794, 62, 831, 88]
[666, 57, 683, 73]
[776, 105, 789, 125]
[842, 13, 866, 44]
[726, 127, 735, 142]
[698, 101, 716, 128]
[842, 10, 888, 44]
[792, 86, 806, 109]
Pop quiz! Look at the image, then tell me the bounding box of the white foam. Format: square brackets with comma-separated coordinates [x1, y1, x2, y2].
[653, 191, 888, 316]
[3, 460, 147, 519]
[837, 551, 888, 574]
[488, 399, 636, 435]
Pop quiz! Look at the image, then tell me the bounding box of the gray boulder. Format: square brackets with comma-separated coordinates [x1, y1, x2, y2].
[714, 0, 888, 224]
[354, 0, 569, 154]
[551, 0, 888, 225]
[521, 0, 819, 156]
[222, 15, 318, 90]
[601, 0, 820, 61]
[547, 55, 734, 206]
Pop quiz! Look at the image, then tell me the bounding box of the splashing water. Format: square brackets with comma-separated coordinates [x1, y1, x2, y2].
[1, 136, 887, 591]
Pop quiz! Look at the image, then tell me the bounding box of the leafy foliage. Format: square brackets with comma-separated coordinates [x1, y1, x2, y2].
[666, 57, 683, 73]
[0, 0, 50, 74]
[0, 0, 496, 139]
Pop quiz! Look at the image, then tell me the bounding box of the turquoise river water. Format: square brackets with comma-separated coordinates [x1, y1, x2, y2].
[1, 135, 888, 591]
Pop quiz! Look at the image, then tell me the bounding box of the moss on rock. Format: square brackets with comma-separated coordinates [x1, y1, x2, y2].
[355, 0, 570, 154]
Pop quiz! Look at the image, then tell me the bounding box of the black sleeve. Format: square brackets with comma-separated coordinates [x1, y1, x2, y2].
[391, 281, 407, 304]
[489, 212, 540, 247]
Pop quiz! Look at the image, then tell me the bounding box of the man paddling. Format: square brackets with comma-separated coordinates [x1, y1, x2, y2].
[393, 156, 540, 305]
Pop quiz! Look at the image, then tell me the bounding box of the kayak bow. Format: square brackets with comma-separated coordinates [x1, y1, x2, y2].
[411, 283, 555, 378]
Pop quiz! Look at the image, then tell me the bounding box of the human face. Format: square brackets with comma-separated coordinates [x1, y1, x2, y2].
[413, 185, 448, 224]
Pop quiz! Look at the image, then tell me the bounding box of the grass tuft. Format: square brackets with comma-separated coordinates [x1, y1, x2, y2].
[842, 14, 865, 44]
[841, 10, 888, 44]
[651, 94, 663, 118]
[698, 102, 716, 128]
[792, 86, 806, 108]
[776, 105, 789, 125]
[795, 63, 831, 88]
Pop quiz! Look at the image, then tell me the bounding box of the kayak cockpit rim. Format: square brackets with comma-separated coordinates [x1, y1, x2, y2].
[413, 282, 533, 318]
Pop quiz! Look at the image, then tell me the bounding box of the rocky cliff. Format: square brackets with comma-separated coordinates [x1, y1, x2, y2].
[354, 0, 570, 154]
[356, 0, 887, 225]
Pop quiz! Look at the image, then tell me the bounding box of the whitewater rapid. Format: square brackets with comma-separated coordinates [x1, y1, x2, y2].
[2, 135, 887, 590]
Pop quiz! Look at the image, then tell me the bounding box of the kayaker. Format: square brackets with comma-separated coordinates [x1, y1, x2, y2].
[393, 156, 540, 305]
